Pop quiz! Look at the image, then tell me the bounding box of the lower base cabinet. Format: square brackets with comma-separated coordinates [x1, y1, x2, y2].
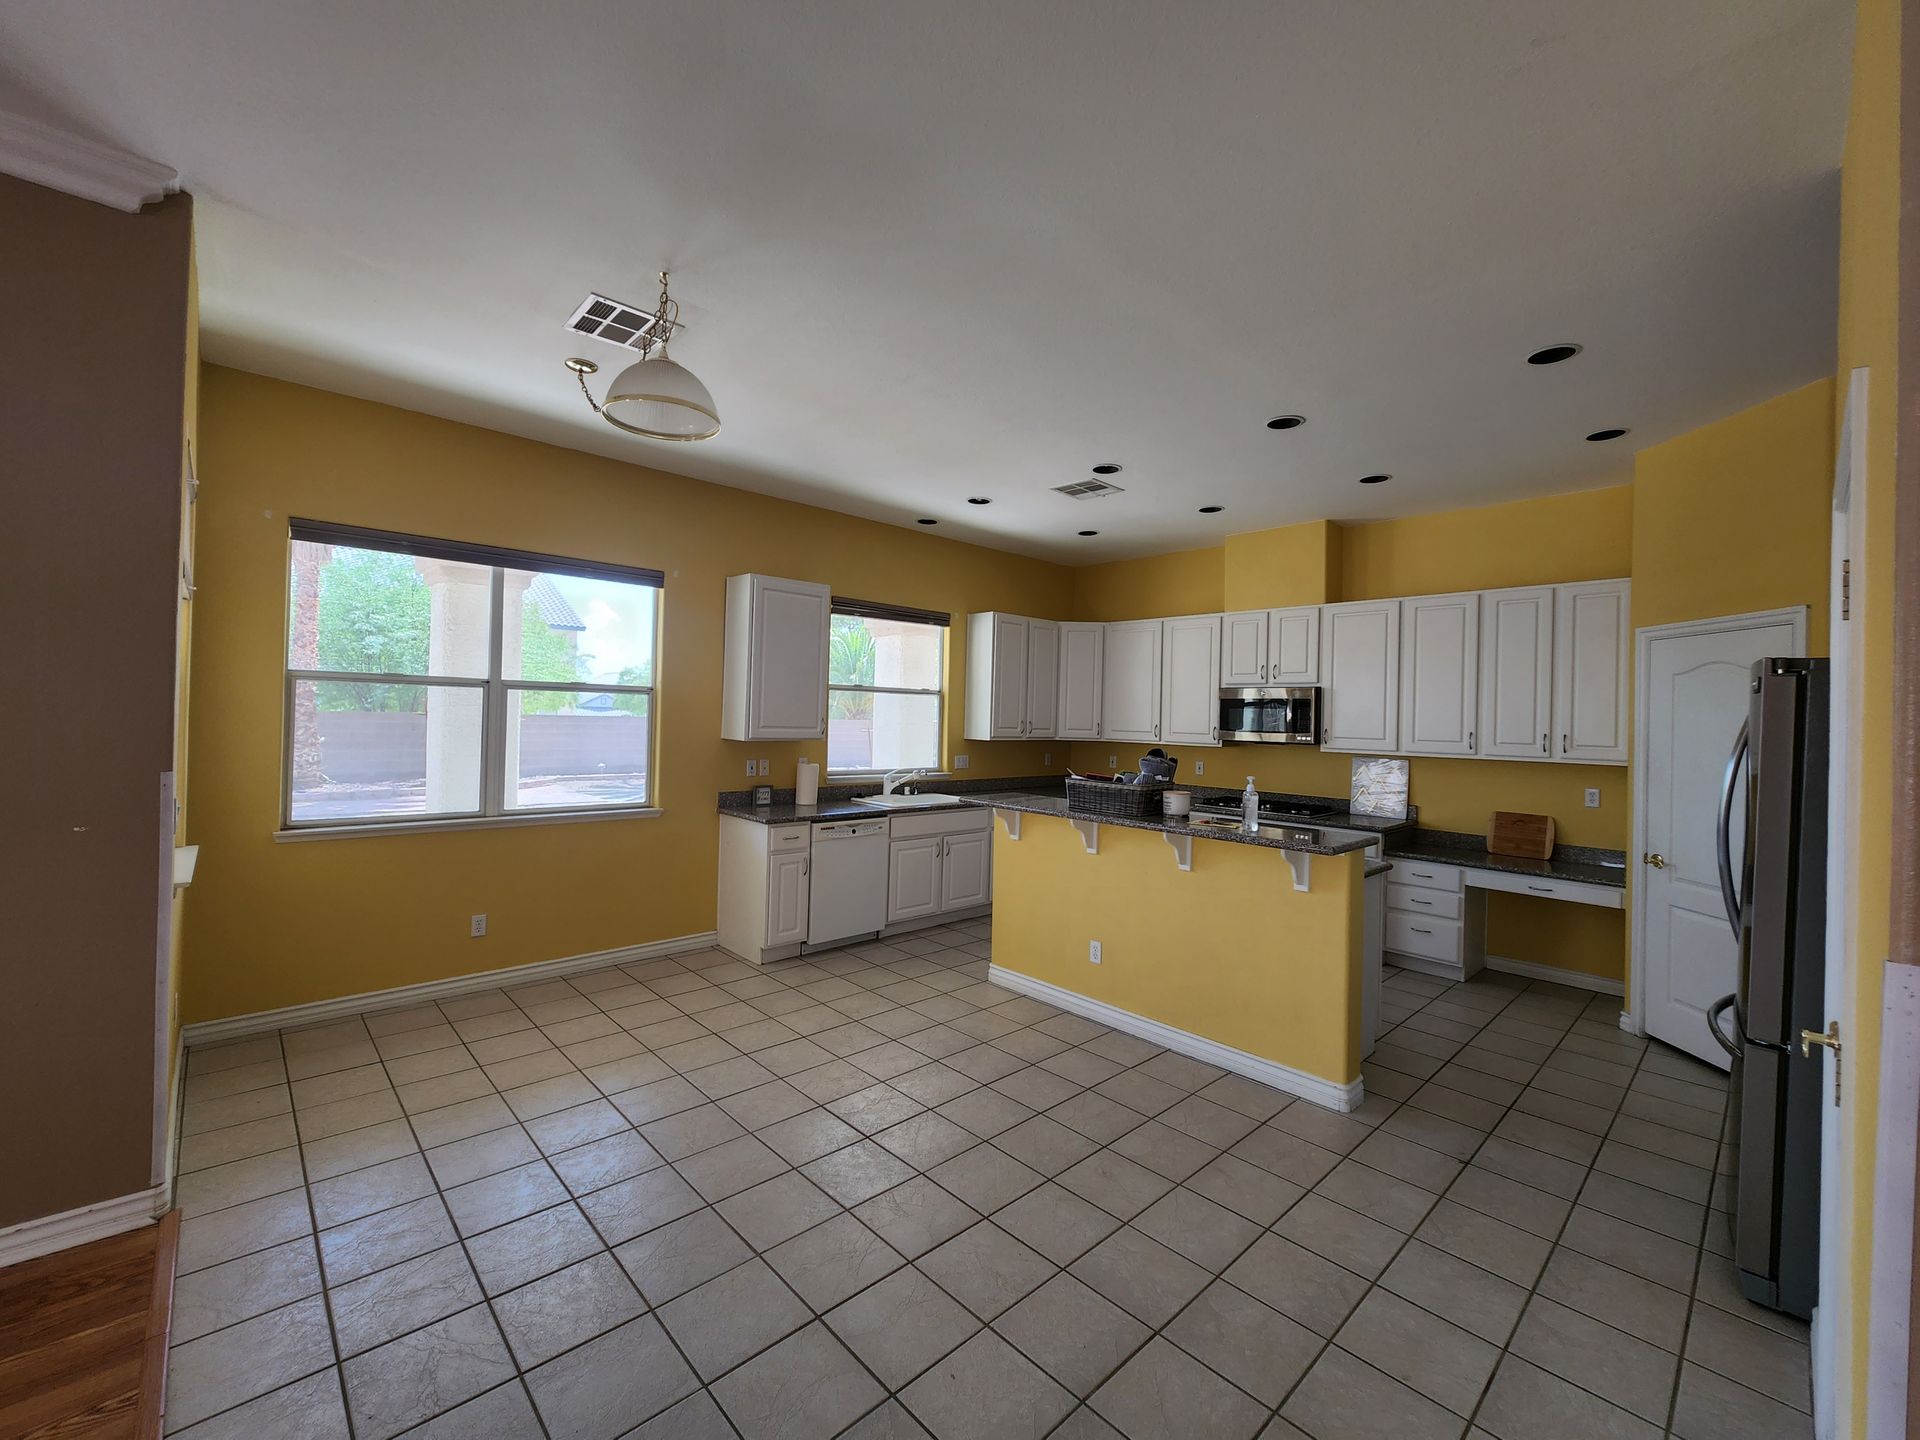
[717, 817, 813, 965]
[887, 809, 993, 927]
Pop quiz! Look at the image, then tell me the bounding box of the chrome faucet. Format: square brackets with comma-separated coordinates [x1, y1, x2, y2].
[882, 768, 927, 796]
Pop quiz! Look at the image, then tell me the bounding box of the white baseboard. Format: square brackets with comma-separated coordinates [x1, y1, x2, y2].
[987, 965, 1363, 1113]
[0, 1184, 166, 1270]
[1618, 1011, 1640, 1035]
[181, 930, 721, 1047]
[1483, 954, 1625, 997]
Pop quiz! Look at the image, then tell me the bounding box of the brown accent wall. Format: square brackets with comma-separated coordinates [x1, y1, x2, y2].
[0, 177, 192, 1228]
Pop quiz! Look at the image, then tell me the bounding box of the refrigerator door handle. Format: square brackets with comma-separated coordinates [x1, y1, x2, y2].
[1717, 719, 1749, 940]
[1707, 993, 1742, 1060]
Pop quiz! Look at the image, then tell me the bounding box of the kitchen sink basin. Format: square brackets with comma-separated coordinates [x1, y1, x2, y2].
[852, 793, 965, 810]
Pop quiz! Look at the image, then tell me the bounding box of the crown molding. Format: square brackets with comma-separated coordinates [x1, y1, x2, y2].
[0, 109, 176, 212]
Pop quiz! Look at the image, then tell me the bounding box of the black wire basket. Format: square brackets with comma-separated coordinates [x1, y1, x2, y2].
[1065, 776, 1166, 817]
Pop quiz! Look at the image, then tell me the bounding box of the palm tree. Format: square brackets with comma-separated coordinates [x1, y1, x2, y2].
[828, 619, 876, 718]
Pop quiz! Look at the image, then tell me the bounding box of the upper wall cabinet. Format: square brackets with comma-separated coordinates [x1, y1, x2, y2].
[1553, 579, 1631, 764]
[964, 613, 1058, 740]
[1220, 611, 1268, 686]
[1056, 622, 1105, 740]
[1321, 601, 1401, 751]
[722, 574, 831, 740]
[1269, 607, 1320, 685]
[1478, 586, 1555, 759]
[1399, 592, 1480, 756]
[1102, 618, 1164, 743]
[1161, 614, 1223, 746]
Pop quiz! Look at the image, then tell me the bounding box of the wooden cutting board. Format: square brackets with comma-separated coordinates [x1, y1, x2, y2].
[1489, 811, 1556, 859]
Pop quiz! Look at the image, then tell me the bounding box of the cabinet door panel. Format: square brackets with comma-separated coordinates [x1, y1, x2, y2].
[990, 613, 1029, 739]
[1161, 615, 1222, 745]
[1269, 607, 1321, 685]
[1024, 620, 1059, 738]
[747, 576, 830, 739]
[887, 836, 942, 923]
[1321, 601, 1400, 751]
[767, 850, 809, 947]
[939, 831, 991, 911]
[1056, 623, 1105, 740]
[1478, 587, 1554, 759]
[1553, 580, 1630, 763]
[1220, 611, 1268, 686]
[1399, 592, 1479, 756]
[1101, 620, 1163, 743]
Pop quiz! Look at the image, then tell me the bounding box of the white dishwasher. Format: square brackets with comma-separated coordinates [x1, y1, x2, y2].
[807, 818, 890, 947]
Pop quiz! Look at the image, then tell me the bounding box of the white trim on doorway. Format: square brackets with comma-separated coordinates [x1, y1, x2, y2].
[1626, 605, 1809, 1037]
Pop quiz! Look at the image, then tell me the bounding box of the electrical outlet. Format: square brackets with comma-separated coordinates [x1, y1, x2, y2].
[1088, 940, 1102, 965]
[1584, 787, 1601, 808]
[1194, 759, 1206, 776]
[954, 754, 969, 770]
[745, 759, 757, 778]
[470, 913, 487, 938]
[757, 759, 770, 777]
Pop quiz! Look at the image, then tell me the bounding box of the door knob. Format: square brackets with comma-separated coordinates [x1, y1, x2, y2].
[1643, 852, 1667, 869]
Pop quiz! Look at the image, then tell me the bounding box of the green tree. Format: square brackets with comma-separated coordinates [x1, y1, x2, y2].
[611, 661, 652, 716]
[308, 550, 431, 711]
[516, 599, 590, 712]
[828, 618, 876, 719]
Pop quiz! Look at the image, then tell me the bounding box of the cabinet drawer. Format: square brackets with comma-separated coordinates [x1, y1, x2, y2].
[768, 825, 811, 853]
[1390, 859, 1463, 892]
[888, 808, 991, 840]
[1387, 911, 1463, 962]
[1387, 883, 1462, 920]
[1468, 869, 1625, 910]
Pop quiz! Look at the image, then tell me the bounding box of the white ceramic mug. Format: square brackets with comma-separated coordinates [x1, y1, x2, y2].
[1162, 790, 1192, 817]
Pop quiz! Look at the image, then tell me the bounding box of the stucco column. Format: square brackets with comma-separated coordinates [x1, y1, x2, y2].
[414, 561, 488, 811]
[499, 571, 532, 803]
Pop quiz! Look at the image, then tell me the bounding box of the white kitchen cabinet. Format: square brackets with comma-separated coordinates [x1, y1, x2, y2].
[887, 835, 943, 923]
[1320, 601, 1401, 751]
[1024, 619, 1059, 738]
[1220, 611, 1268, 686]
[964, 612, 1058, 740]
[716, 817, 813, 964]
[939, 829, 993, 910]
[1056, 623, 1105, 739]
[1101, 619, 1164, 743]
[1552, 579, 1631, 764]
[1161, 614, 1223, 746]
[1269, 606, 1321, 685]
[767, 849, 810, 948]
[1398, 592, 1480, 756]
[721, 574, 831, 740]
[1477, 586, 1556, 759]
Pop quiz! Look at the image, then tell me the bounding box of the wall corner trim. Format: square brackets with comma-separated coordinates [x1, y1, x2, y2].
[0, 109, 177, 212]
[1481, 954, 1626, 997]
[0, 1184, 167, 1270]
[179, 930, 722, 1047]
[986, 962, 1364, 1112]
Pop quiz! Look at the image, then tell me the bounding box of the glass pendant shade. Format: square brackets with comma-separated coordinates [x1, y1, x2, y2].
[601, 356, 721, 441]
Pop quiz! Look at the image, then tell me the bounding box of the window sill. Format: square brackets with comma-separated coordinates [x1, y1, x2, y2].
[275, 808, 663, 842]
[825, 771, 953, 782]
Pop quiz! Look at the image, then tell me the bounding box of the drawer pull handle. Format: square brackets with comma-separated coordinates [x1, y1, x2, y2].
[1411, 927, 1433, 935]
[1528, 885, 1553, 893]
[1409, 898, 1432, 906]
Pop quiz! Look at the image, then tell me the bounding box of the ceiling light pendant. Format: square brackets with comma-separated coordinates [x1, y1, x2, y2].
[565, 272, 719, 441]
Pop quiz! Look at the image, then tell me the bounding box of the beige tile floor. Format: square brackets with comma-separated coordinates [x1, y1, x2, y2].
[166, 921, 1812, 1439]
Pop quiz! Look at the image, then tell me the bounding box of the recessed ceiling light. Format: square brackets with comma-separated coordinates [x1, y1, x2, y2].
[1585, 428, 1629, 442]
[1078, 530, 1099, 537]
[1359, 474, 1392, 485]
[1091, 463, 1122, 475]
[1526, 343, 1582, 365]
[966, 496, 991, 505]
[1198, 505, 1224, 514]
[916, 518, 938, 525]
[1265, 415, 1305, 430]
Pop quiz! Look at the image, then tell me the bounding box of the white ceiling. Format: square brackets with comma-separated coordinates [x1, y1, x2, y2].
[0, 0, 1850, 563]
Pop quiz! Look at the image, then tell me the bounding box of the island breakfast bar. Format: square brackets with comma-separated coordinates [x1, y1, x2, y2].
[972, 794, 1374, 1112]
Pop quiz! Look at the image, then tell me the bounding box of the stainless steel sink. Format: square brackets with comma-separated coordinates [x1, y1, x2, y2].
[852, 793, 965, 810]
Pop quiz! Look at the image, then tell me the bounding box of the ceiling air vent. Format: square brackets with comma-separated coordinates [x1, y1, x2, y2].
[564, 292, 681, 351]
[1052, 479, 1125, 500]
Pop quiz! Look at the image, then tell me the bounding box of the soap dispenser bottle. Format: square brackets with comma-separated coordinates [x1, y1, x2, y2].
[1241, 776, 1260, 834]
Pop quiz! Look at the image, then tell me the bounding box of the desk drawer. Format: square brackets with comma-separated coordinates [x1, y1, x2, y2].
[1387, 911, 1463, 963]
[1391, 859, 1464, 893]
[1388, 883, 1462, 920]
[1469, 869, 1625, 910]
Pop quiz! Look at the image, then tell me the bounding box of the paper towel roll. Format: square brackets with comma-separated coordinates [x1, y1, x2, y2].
[795, 760, 820, 805]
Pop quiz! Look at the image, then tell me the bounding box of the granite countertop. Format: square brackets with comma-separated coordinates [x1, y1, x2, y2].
[963, 791, 1378, 857]
[1382, 829, 1628, 888]
[716, 777, 1065, 825]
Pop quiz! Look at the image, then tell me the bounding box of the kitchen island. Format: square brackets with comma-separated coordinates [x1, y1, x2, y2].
[967, 792, 1377, 1111]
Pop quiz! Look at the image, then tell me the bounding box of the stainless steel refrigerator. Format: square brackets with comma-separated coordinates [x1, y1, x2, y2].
[1708, 656, 1828, 1319]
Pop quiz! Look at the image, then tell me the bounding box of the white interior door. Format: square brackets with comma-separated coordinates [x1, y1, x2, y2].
[1638, 614, 1800, 1064]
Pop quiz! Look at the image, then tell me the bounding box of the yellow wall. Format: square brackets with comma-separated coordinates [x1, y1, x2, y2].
[1835, 0, 1899, 1422]
[1632, 379, 1835, 640]
[1223, 520, 1341, 610]
[1340, 486, 1634, 601]
[990, 816, 1365, 1085]
[1070, 546, 1223, 621]
[184, 367, 1074, 1022]
[168, 239, 200, 1096]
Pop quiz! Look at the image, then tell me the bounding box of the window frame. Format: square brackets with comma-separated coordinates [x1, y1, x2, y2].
[825, 603, 948, 777]
[281, 531, 661, 833]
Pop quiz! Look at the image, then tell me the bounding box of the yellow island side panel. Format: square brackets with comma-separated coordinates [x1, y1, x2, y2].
[988, 815, 1364, 1089]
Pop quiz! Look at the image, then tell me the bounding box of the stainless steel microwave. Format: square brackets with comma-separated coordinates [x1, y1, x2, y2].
[1219, 686, 1320, 744]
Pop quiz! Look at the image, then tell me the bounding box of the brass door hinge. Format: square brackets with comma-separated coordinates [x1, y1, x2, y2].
[1800, 1021, 1842, 1105]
